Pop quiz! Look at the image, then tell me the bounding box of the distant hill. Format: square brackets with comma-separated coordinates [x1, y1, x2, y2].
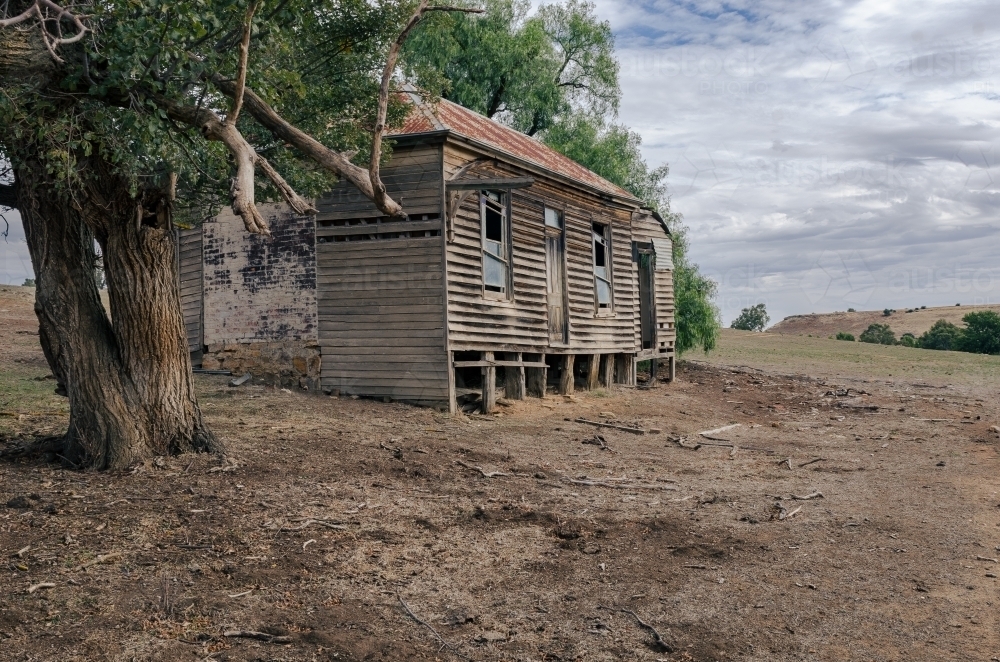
[769, 303, 1000, 338]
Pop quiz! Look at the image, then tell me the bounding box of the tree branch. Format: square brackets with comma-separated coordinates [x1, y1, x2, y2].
[370, 2, 484, 216]
[209, 73, 404, 217]
[226, 1, 260, 127]
[0, 0, 89, 64]
[151, 94, 316, 235]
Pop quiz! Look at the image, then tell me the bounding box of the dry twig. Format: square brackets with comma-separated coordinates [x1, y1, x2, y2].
[598, 605, 673, 652]
[27, 582, 55, 594]
[455, 460, 509, 478]
[576, 418, 645, 434]
[397, 594, 468, 660]
[223, 630, 291, 644]
[790, 491, 824, 501]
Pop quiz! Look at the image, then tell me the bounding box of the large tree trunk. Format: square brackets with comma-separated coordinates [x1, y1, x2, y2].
[16, 150, 221, 470]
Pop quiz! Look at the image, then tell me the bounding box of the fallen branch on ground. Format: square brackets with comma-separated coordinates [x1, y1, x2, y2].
[565, 478, 677, 491]
[223, 630, 291, 644]
[455, 460, 509, 478]
[598, 605, 673, 652]
[76, 552, 122, 571]
[275, 519, 347, 532]
[798, 458, 826, 468]
[27, 582, 55, 594]
[398, 594, 468, 660]
[790, 491, 824, 501]
[699, 423, 741, 440]
[582, 435, 616, 452]
[575, 418, 645, 434]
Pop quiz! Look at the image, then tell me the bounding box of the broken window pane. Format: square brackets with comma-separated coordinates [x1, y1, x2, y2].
[544, 207, 562, 228]
[481, 190, 510, 297]
[592, 222, 612, 310]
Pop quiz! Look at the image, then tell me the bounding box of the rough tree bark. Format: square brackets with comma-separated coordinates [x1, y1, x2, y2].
[16, 147, 220, 470]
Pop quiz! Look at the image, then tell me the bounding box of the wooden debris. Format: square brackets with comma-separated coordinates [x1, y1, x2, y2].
[223, 630, 291, 644]
[455, 460, 509, 478]
[575, 418, 645, 435]
[14, 545, 30, 558]
[699, 423, 741, 440]
[27, 582, 55, 594]
[564, 478, 677, 491]
[76, 552, 122, 571]
[276, 519, 346, 532]
[598, 605, 673, 652]
[228, 589, 253, 598]
[790, 491, 824, 501]
[798, 458, 826, 468]
[975, 556, 999, 563]
[228, 372, 252, 387]
[582, 435, 616, 452]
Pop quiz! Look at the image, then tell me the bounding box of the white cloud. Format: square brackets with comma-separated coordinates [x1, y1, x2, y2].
[595, 0, 1000, 323]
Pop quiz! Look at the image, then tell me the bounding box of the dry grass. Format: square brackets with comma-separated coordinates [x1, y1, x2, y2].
[696, 328, 1000, 391]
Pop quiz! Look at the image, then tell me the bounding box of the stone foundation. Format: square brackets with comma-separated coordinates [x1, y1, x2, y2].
[200, 340, 322, 391]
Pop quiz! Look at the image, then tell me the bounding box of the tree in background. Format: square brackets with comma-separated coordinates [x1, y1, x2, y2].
[956, 311, 1000, 355]
[835, 332, 855, 341]
[730, 303, 769, 332]
[859, 323, 897, 345]
[403, 0, 618, 136]
[917, 319, 962, 351]
[899, 333, 917, 347]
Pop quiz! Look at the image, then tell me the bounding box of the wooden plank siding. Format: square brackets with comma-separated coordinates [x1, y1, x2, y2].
[176, 227, 203, 353]
[443, 142, 638, 354]
[315, 142, 450, 404]
[631, 212, 676, 356]
[315, 142, 443, 221]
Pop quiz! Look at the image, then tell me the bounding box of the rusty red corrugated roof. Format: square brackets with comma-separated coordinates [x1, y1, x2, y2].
[391, 91, 634, 200]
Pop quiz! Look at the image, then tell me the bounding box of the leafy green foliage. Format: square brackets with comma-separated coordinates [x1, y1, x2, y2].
[835, 332, 855, 341]
[1, 0, 415, 224]
[730, 303, 769, 332]
[403, 0, 618, 135]
[918, 319, 962, 351]
[22, 279, 35, 287]
[899, 333, 917, 347]
[859, 323, 896, 345]
[955, 311, 1000, 354]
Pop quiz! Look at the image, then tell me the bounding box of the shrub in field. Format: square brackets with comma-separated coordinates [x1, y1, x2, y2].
[956, 311, 1000, 355]
[847, 308, 856, 312]
[731, 303, 770, 332]
[22, 279, 35, 287]
[860, 323, 896, 345]
[899, 333, 917, 347]
[836, 332, 855, 341]
[883, 308, 894, 316]
[918, 319, 962, 350]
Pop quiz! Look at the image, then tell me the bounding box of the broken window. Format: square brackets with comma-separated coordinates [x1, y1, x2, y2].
[592, 222, 612, 310]
[481, 190, 510, 297]
[544, 206, 563, 229]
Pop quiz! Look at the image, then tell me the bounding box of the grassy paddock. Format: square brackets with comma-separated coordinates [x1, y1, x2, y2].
[690, 328, 1000, 389]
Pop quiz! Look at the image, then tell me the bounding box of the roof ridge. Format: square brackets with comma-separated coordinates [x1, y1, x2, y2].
[391, 88, 636, 201]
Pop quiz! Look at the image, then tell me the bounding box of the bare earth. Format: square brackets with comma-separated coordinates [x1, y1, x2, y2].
[769, 303, 1000, 339]
[3, 287, 1000, 662]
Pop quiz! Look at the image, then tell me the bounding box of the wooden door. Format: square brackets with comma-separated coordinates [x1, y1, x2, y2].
[638, 250, 656, 350]
[546, 229, 568, 345]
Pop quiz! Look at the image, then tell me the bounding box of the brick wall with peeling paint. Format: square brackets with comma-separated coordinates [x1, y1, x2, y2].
[203, 203, 317, 344]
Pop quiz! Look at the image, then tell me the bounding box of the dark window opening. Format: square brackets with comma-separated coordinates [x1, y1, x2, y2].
[592, 222, 612, 310]
[481, 190, 510, 297]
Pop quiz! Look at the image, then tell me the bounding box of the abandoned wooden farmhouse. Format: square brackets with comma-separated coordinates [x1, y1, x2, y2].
[176, 90, 676, 413]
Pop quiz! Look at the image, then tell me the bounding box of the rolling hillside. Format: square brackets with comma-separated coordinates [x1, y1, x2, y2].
[769, 303, 1000, 338]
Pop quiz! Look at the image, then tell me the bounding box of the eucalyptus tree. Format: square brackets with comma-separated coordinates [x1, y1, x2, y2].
[0, 0, 473, 469]
[403, 0, 617, 135]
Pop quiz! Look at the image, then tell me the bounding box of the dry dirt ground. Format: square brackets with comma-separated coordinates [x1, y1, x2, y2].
[3, 287, 1000, 662]
[769, 303, 1000, 339]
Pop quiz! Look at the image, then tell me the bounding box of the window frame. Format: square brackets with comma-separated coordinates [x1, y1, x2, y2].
[480, 189, 513, 300]
[591, 220, 614, 314]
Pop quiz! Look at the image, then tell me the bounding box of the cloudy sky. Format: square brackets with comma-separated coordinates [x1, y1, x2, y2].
[4, 0, 999, 326]
[594, 0, 1000, 323]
